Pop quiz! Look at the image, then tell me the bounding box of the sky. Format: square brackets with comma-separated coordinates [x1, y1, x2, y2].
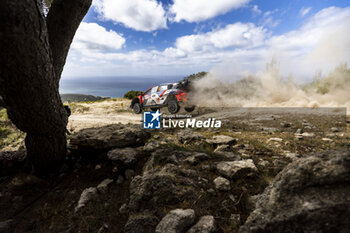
[62, 0, 350, 81]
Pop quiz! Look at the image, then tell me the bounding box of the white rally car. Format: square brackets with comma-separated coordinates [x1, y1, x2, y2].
[130, 82, 195, 114]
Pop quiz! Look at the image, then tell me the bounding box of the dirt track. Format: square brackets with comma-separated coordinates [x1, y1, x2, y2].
[68, 99, 348, 134]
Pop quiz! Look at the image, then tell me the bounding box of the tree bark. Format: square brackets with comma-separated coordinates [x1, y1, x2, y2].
[0, 0, 91, 175]
[47, 0, 92, 83]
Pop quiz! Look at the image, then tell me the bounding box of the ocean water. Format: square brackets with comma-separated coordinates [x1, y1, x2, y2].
[59, 76, 182, 97]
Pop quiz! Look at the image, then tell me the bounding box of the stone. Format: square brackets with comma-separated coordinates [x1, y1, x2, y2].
[284, 152, 300, 161]
[260, 127, 277, 133]
[214, 177, 231, 191]
[215, 152, 241, 160]
[0, 219, 13, 233]
[331, 127, 339, 132]
[257, 160, 269, 167]
[75, 187, 97, 212]
[239, 150, 350, 233]
[184, 153, 209, 165]
[301, 132, 315, 137]
[186, 215, 215, 233]
[214, 144, 231, 153]
[70, 124, 150, 150]
[216, 160, 258, 179]
[280, 122, 292, 128]
[155, 209, 195, 233]
[119, 203, 128, 214]
[230, 214, 241, 225]
[267, 138, 283, 142]
[273, 159, 288, 169]
[125, 169, 135, 180]
[207, 189, 216, 196]
[295, 128, 303, 134]
[125, 213, 159, 233]
[116, 175, 124, 184]
[177, 129, 204, 144]
[97, 178, 113, 194]
[143, 141, 161, 152]
[206, 135, 237, 145]
[322, 138, 333, 142]
[107, 147, 138, 165]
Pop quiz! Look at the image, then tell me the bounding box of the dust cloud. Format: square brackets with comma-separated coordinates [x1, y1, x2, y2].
[191, 17, 350, 114]
[191, 61, 350, 113]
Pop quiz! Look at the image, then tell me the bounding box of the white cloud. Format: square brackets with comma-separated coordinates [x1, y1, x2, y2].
[300, 7, 311, 17]
[169, 0, 250, 23]
[93, 0, 167, 32]
[252, 5, 262, 16]
[71, 22, 125, 51]
[64, 7, 350, 78]
[261, 9, 280, 28]
[175, 23, 267, 53]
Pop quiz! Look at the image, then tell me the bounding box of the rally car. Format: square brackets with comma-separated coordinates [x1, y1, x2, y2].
[130, 80, 195, 114]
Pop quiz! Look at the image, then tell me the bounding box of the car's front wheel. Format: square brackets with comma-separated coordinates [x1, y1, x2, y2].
[133, 103, 142, 114]
[167, 99, 180, 114]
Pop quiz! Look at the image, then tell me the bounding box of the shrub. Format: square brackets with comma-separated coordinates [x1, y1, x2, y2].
[124, 90, 142, 100]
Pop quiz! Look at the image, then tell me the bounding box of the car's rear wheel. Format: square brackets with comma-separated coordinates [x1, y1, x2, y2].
[168, 99, 180, 114]
[184, 106, 195, 112]
[133, 103, 142, 114]
[151, 108, 159, 111]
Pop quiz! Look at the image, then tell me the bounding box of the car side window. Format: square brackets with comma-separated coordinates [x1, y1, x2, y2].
[151, 86, 158, 93]
[159, 85, 167, 92]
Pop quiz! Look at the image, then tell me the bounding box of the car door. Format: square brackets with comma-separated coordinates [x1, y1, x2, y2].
[148, 86, 159, 106]
[157, 85, 168, 104]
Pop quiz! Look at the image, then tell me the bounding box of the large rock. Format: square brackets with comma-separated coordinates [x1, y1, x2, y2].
[70, 124, 150, 150]
[239, 150, 350, 233]
[187, 216, 215, 233]
[216, 160, 258, 179]
[128, 165, 196, 215]
[155, 209, 195, 233]
[107, 147, 138, 165]
[125, 162, 199, 233]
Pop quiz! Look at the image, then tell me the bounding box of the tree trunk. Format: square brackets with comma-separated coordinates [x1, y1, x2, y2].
[0, 0, 91, 175]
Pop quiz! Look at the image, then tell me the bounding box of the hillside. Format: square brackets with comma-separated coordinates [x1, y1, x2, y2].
[0, 99, 349, 232]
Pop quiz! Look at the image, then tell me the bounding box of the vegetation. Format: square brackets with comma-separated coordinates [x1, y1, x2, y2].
[124, 90, 142, 100]
[0, 108, 25, 150]
[183, 71, 208, 81]
[304, 63, 350, 94]
[61, 94, 109, 103]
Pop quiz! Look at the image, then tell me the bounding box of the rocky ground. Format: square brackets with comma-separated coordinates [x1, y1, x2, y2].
[0, 100, 350, 233]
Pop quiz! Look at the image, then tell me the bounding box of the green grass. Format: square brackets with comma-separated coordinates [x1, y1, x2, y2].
[0, 108, 25, 150]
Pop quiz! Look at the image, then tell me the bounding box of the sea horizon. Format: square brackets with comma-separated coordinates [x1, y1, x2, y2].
[59, 75, 184, 98]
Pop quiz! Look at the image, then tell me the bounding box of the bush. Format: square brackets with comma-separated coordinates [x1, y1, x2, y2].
[124, 90, 142, 99]
[183, 71, 208, 82]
